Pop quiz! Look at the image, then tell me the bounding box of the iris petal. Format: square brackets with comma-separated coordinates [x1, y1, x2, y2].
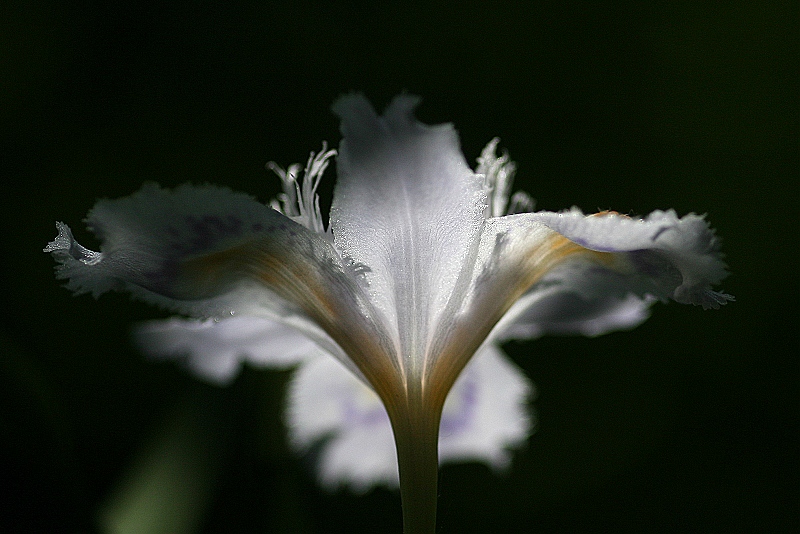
[134, 316, 327, 384]
[525, 209, 733, 309]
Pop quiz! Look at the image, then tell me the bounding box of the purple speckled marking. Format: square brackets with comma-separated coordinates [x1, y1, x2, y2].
[651, 225, 672, 241]
[336, 370, 479, 435]
[141, 258, 183, 296]
[629, 250, 679, 282]
[164, 225, 189, 253]
[184, 214, 244, 253]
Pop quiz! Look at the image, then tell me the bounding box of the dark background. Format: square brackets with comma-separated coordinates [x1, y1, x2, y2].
[2, 2, 797, 532]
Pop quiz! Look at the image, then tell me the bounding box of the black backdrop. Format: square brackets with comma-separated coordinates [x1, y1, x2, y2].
[2, 2, 797, 532]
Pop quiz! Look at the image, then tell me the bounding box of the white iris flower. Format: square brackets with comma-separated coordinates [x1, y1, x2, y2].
[46, 95, 731, 533]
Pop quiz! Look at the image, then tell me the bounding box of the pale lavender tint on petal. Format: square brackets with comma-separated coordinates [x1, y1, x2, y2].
[286, 342, 533, 491]
[469, 207, 732, 349]
[286, 355, 399, 492]
[439, 375, 478, 436]
[438, 344, 534, 470]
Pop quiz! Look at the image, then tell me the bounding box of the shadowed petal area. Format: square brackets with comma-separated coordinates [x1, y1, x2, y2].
[133, 316, 330, 385]
[525, 209, 733, 309]
[433, 208, 731, 390]
[330, 95, 488, 379]
[496, 292, 655, 341]
[44, 183, 384, 379]
[45, 184, 343, 313]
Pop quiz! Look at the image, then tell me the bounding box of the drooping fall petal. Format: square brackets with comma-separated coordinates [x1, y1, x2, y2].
[286, 342, 533, 492]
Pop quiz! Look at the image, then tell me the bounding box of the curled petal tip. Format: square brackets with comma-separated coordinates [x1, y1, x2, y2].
[43, 221, 70, 253]
[44, 222, 100, 263]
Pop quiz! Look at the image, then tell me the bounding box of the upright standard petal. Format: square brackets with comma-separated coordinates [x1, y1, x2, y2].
[330, 95, 488, 382]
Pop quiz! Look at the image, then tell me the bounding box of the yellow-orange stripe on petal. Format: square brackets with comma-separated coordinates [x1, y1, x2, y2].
[422, 223, 620, 409]
[176, 233, 405, 402]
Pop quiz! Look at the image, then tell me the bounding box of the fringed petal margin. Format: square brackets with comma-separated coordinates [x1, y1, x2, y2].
[526, 208, 734, 309]
[133, 316, 330, 385]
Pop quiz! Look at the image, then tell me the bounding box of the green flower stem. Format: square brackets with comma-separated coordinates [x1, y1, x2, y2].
[97, 385, 225, 534]
[389, 399, 443, 534]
